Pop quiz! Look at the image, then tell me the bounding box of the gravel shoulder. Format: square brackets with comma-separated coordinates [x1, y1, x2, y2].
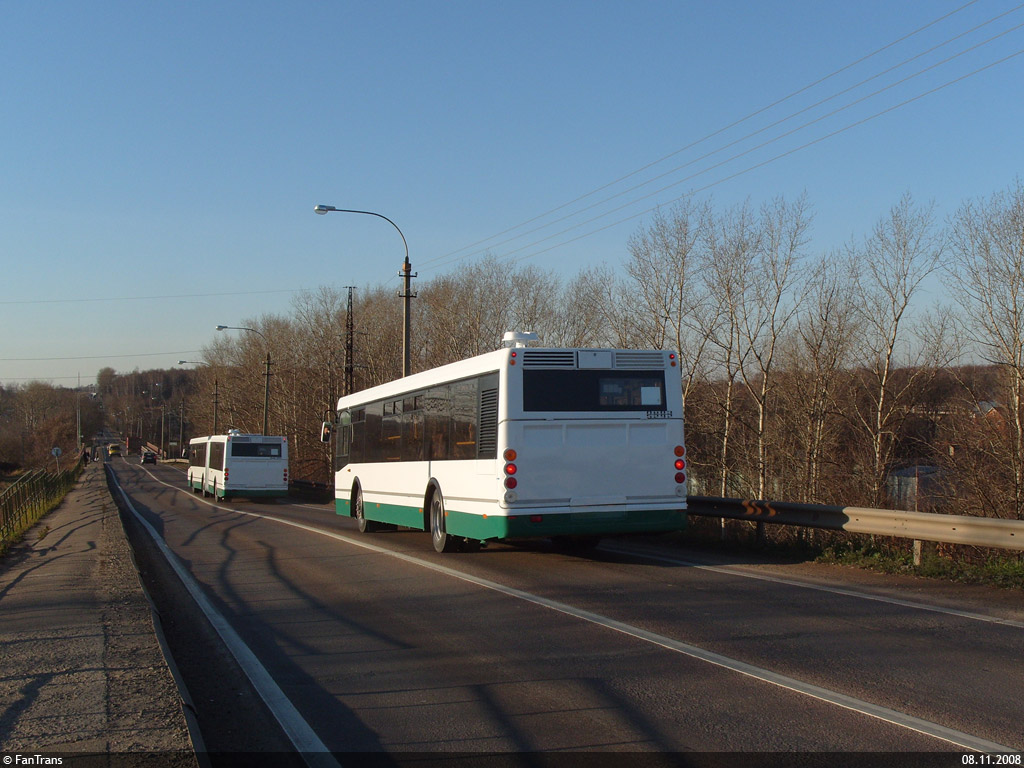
[0, 462, 196, 760]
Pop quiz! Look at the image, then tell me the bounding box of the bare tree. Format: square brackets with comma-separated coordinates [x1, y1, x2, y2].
[735, 195, 811, 499]
[780, 253, 860, 503]
[948, 179, 1024, 519]
[419, 256, 563, 361]
[625, 198, 715, 407]
[848, 193, 946, 506]
[547, 264, 617, 348]
[356, 283, 404, 387]
[703, 200, 759, 497]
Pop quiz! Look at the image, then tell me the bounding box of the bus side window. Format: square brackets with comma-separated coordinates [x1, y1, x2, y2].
[336, 410, 352, 471]
[403, 398, 425, 462]
[451, 379, 477, 460]
[349, 409, 365, 464]
[364, 402, 384, 462]
[382, 401, 402, 461]
[209, 441, 225, 470]
[424, 385, 450, 460]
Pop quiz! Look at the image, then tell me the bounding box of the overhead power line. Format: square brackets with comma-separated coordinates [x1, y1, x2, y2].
[0, 350, 203, 362]
[421, 4, 1024, 275]
[418, 0, 1022, 275]
[504, 46, 1024, 266]
[0, 288, 306, 306]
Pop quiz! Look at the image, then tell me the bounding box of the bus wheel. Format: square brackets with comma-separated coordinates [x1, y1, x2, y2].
[429, 488, 459, 553]
[354, 487, 378, 533]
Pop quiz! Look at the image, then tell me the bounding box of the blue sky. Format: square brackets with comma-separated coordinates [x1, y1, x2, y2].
[3, 1, 1023, 386]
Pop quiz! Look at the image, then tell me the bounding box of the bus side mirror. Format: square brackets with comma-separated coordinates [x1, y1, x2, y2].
[320, 421, 333, 443]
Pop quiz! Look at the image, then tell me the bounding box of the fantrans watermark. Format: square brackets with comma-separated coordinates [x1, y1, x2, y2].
[2, 757, 63, 766]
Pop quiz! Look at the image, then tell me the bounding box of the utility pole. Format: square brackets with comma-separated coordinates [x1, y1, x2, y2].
[345, 286, 355, 396]
[398, 256, 417, 377]
[263, 351, 272, 436]
[213, 378, 219, 434]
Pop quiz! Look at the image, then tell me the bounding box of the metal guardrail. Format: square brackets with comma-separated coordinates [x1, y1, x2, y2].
[686, 496, 1024, 552]
[0, 459, 84, 547]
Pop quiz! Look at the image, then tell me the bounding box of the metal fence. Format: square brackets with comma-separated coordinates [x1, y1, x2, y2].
[687, 496, 1024, 552]
[0, 459, 85, 547]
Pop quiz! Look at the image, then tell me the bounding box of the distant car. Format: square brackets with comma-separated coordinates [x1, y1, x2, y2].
[141, 451, 157, 464]
[107, 444, 122, 456]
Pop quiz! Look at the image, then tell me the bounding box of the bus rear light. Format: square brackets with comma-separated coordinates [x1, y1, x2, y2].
[529, 515, 543, 523]
[674, 445, 685, 457]
[675, 472, 686, 484]
[504, 477, 518, 489]
[503, 448, 517, 461]
[224, 468, 229, 483]
[674, 459, 685, 471]
[283, 468, 288, 483]
[504, 463, 517, 475]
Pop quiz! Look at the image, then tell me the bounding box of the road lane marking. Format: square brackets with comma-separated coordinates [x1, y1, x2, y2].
[599, 540, 1024, 630]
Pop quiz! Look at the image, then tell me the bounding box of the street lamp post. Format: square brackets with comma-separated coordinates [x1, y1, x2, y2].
[314, 204, 415, 377]
[215, 326, 271, 436]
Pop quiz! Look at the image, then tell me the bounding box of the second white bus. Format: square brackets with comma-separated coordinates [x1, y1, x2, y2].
[325, 334, 687, 552]
[188, 431, 289, 501]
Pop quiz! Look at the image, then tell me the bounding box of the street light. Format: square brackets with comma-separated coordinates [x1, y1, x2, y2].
[216, 325, 271, 436]
[314, 204, 415, 377]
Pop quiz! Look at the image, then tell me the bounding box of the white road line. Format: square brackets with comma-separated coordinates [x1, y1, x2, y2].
[599, 541, 1024, 629]
[135, 469, 1019, 752]
[109, 468, 341, 768]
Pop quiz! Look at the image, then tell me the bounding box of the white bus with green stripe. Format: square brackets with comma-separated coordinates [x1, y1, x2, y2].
[188, 431, 289, 501]
[325, 333, 687, 553]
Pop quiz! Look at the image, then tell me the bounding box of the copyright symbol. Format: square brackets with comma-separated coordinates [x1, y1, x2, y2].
[4, 755, 13, 764]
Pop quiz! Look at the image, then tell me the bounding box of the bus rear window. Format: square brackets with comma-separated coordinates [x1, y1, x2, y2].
[523, 370, 666, 412]
[230, 442, 283, 458]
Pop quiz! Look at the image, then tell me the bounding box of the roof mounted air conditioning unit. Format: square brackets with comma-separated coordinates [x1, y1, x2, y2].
[502, 331, 540, 348]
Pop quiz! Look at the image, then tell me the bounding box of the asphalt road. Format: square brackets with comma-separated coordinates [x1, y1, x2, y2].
[105, 456, 1024, 761]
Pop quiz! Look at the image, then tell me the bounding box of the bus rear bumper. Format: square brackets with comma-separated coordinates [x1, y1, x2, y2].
[456, 504, 687, 541]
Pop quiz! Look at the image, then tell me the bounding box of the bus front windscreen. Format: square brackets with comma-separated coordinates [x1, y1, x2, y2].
[523, 370, 667, 412]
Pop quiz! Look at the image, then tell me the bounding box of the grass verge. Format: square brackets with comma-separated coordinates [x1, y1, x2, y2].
[677, 517, 1024, 590]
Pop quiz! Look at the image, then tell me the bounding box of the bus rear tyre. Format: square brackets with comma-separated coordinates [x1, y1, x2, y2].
[430, 488, 459, 553]
[354, 487, 379, 533]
